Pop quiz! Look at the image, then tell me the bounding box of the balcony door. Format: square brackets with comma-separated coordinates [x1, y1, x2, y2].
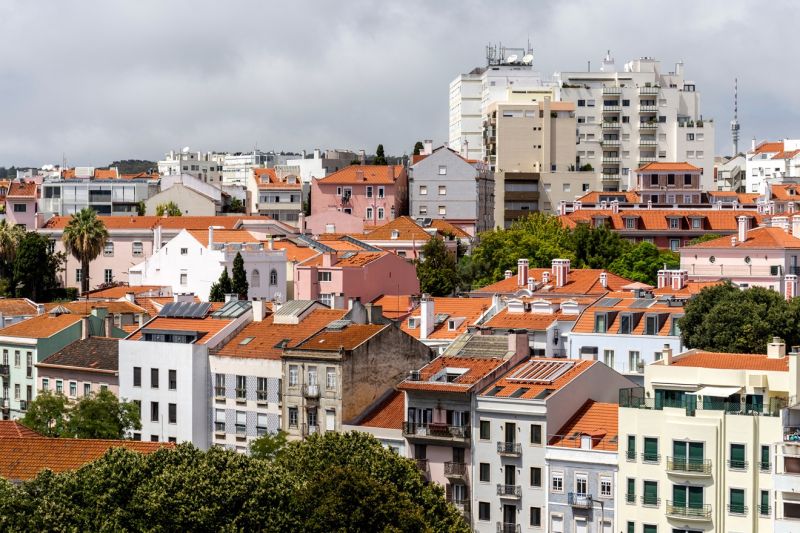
[307, 408, 317, 430]
[673, 484, 703, 509]
[505, 422, 516, 444]
[673, 441, 703, 469]
[504, 464, 516, 485]
[502, 504, 516, 525]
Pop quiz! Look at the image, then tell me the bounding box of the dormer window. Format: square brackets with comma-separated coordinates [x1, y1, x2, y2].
[391, 230, 400, 240]
[594, 313, 607, 333]
[619, 314, 632, 334]
[448, 320, 456, 331]
[668, 217, 681, 229]
[690, 217, 703, 229]
[644, 315, 659, 335]
[624, 217, 637, 230]
[407, 317, 418, 329]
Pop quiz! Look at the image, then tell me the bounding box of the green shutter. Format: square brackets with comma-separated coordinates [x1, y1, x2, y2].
[627, 478, 635, 501]
[654, 389, 664, 410]
[627, 435, 636, 460]
[673, 441, 687, 469]
[643, 526, 657, 533]
[730, 488, 745, 513]
[761, 490, 770, 514]
[673, 485, 687, 508]
[730, 444, 745, 468]
[688, 486, 704, 508]
[644, 437, 658, 461]
[626, 522, 634, 533]
[643, 480, 658, 504]
[761, 445, 770, 469]
[689, 442, 704, 461]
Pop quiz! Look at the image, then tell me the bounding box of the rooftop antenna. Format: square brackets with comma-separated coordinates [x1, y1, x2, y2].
[730, 78, 741, 156]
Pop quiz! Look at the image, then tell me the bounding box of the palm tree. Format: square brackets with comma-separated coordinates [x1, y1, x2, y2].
[62, 208, 109, 294]
[0, 219, 25, 278]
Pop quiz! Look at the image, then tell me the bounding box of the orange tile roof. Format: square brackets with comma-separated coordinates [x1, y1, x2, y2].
[133, 296, 199, 317]
[0, 437, 170, 481]
[371, 294, 415, 320]
[41, 215, 267, 231]
[298, 251, 387, 268]
[94, 169, 118, 179]
[560, 209, 762, 232]
[43, 301, 145, 316]
[549, 400, 618, 451]
[430, 219, 472, 239]
[366, 216, 437, 242]
[0, 298, 38, 316]
[255, 168, 302, 189]
[398, 356, 508, 393]
[481, 358, 594, 400]
[668, 350, 788, 371]
[317, 165, 405, 185]
[127, 316, 235, 344]
[484, 309, 568, 330]
[186, 229, 260, 245]
[753, 141, 784, 154]
[772, 149, 800, 160]
[400, 297, 491, 340]
[0, 313, 82, 339]
[769, 184, 800, 202]
[652, 280, 723, 297]
[356, 390, 405, 430]
[637, 162, 701, 172]
[314, 238, 368, 251]
[269, 240, 318, 262]
[85, 285, 170, 299]
[6, 182, 37, 198]
[293, 323, 387, 351]
[0, 421, 41, 438]
[686, 226, 800, 249]
[474, 268, 633, 296]
[571, 296, 683, 335]
[575, 191, 640, 204]
[215, 309, 347, 360]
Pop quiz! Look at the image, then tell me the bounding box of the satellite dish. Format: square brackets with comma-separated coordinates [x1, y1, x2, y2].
[181, 146, 190, 153]
[522, 54, 534, 64]
[506, 54, 519, 64]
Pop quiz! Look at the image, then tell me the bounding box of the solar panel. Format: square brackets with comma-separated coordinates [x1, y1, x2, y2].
[159, 301, 211, 318]
[507, 360, 575, 384]
[534, 388, 555, 400]
[510, 387, 529, 398]
[326, 319, 351, 331]
[434, 313, 450, 326]
[158, 302, 177, 317]
[630, 299, 655, 309]
[596, 298, 621, 307]
[484, 386, 503, 397]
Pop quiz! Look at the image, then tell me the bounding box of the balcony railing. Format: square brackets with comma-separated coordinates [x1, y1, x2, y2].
[403, 422, 471, 442]
[496, 523, 521, 533]
[0, 364, 8, 377]
[639, 86, 660, 95]
[414, 458, 429, 472]
[758, 504, 771, 516]
[625, 493, 636, 504]
[444, 461, 467, 478]
[496, 484, 522, 498]
[303, 384, 320, 399]
[568, 493, 593, 508]
[601, 174, 621, 182]
[666, 502, 712, 520]
[497, 441, 522, 456]
[601, 139, 621, 146]
[302, 424, 319, 437]
[214, 421, 225, 433]
[641, 495, 661, 507]
[448, 497, 470, 514]
[602, 122, 621, 129]
[728, 504, 748, 515]
[728, 459, 748, 470]
[626, 449, 636, 461]
[641, 452, 661, 464]
[760, 460, 771, 472]
[603, 87, 623, 95]
[602, 157, 621, 164]
[638, 122, 658, 129]
[602, 105, 621, 112]
[639, 105, 658, 113]
[666, 457, 712, 475]
[639, 139, 658, 146]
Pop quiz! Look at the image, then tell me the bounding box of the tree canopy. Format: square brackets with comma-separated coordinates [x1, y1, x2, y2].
[0, 432, 468, 532]
[412, 141, 424, 156]
[209, 267, 232, 302]
[231, 252, 249, 299]
[679, 282, 798, 353]
[416, 237, 460, 296]
[155, 201, 182, 217]
[62, 208, 109, 294]
[373, 144, 387, 165]
[607, 242, 679, 286]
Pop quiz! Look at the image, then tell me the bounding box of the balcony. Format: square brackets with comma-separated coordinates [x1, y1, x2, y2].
[497, 484, 522, 499]
[602, 174, 621, 182]
[758, 504, 771, 516]
[728, 504, 748, 516]
[603, 86, 623, 95]
[602, 157, 620, 164]
[403, 422, 471, 444]
[625, 493, 636, 504]
[641, 495, 661, 507]
[302, 424, 320, 437]
[728, 459, 748, 471]
[448, 497, 470, 516]
[666, 457, 712, 476]
[639, 105, 658, 113]
[601, 139, 620, 147]
[444, 461, 467, 480]
[497, 523, 521, 533]
[639, 157, 658, 164]
[414, 458, 429, 473]
[760, 460, 771, 472]
[602, 105, 621, 112]
[620, 388, 788, 417]
[257, 201, 302, 214]
[602, 122, 621, 130]
[666, 502, 712, 521]
[303, 384, 320, 399]
[639, 86, 660, 95]
[626, 449, 636, 462]
[641, 452, 661, 464]
[0, 364, 8, 377]
[497, 441, 522, 456]
[568, 493, 593, 508]
[639, 139, 658, 146]
[639, 122, 658, 129]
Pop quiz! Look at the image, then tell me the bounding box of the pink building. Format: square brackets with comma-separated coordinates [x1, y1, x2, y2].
[5, 182, 38, 229]
[36, 337, 120, 397]
[680, 215, 800, 297]
[635, 162, 703, 205]
[303, 210, 365, 236]
[360, 216, 467, 260]
[310, 165, 407, 226]
[294, 250, 419, 308]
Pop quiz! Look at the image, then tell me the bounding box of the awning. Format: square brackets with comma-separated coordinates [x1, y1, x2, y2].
[694, 386, 742, 398]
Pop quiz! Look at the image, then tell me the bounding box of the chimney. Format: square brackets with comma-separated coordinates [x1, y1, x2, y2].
[657, 269, 668, 289]
[298, 212, 306, 234]
[752, 138, 757, 151]
[419, 294, 434, 340]
[504, 270, 513, 279]
[124, 292, 135, 303]
[173, 293, 194, 303]
[611, 200, 619, 214]
[600, 271, 608, 288]
[358, 150, 366, 165]
[267, 237, 274, 250]
[208, 226, 215, 248]
[313, 148, 321, 160]
[768, 337, 786, 359]
[738, 216, 748, 242]
[365, 303, 383, 324]
[507, 329, 530, 358]
[527, 276, 535, 292]
[792, 216, 800, 239]
[81, 316, 90, 340]
[35, 304, 45, 315]
[672, 270, 688, 290]
[104, 315, 113, 337]
[423, 139, 433, 155]
[731, 237, 737, 247]
[662, 344, 673, 365]
[552, 259, 570, 288]
[252, 300, 266, 322]
[322, 252, 337, 267]
[224, 293, 239, 302]
[542, 271, 551, 284]
[574, 201, 582, 211]
[786, 275, 798, 301]
[647, 199, 653, 210]
[517, 259, 529, 288]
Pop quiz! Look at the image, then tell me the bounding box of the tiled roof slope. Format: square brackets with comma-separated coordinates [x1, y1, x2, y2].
[559, 210, 762, 231]
[39, 337, 119, 371]
[637, 162, 700, 172]
[317, 165, 405, 185]
[400, 297, 490, 340]
[0, 299, 38, 316]
[549, 400, 618, 451]
[293, 324, 387, 351]
[480, 358, 594, 400]
[474, 268, 632, 296]
[0, 421, 41, 438]
[356, 390, 404, 430]
[6, 182, 36, 198]
[686, 226, 800, 249]
[0, 313, 82, 339]
[668, 350, 788, 371]
[398, 356, 508, 393]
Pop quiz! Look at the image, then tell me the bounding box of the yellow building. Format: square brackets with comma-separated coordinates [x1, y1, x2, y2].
[616, 340, 798, 533]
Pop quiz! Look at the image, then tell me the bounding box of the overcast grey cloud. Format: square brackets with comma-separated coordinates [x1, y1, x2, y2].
[0, 0, 797, 166]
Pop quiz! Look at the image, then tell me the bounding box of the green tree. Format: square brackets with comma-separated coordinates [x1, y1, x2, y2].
[136, 200, 146, 216]
[412, 141, 424, 156]
[65, 389, 141, 439]
[231, 252, 249, 299]
[209, 267, 232, 302]
[13, 232, 61, 301]
[0, 219, 25, 282]
[155, 201, 182, 217]
[569, 223, 630, 269]
[688, 233, 721, 246]
[62, 208, 109, 294]
[227, 198, 245, 213]
[373, 144, 387, 165]
[249, 431, 288, 461]
[416, 237, 460, 296]
[20, 390, 69, 437]
[607, 241, 679, 285]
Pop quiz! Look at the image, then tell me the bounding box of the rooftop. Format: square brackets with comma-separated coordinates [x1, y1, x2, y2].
[398, 356, 508, 393]
[85, 285, 171, 299]
[484, 309, 569, 330]
[548, 400, 618, 451]
[0, 312, 83, 339]
[480, 358, 594, 400]
[752, 141, 784, 155]
[636, 162, 701, 172]
[473, 268, 633, 296]
[0, 298, 39, 316]
[0, 421, 40, 439]
[127, 312, 238, 345]
[38, 337, 119, 372]
[686, 226, 800, 250]
[317, 165, 404, 185]
[442, 333, 513, 358]
[43, 300, 146, 316]
[366, 216, 441, 242]
[560, 209, 762, 232]
[355, 390, 405, 430]
[571, 293, 683, 336]
[6, 182, 37, 198]
[41, 215, 269, 231]
[298, 251, 388, 268]
[666, 349, 789, 372]
[400, 297, 490, 340]
[186, 229, 261, 246]
[292, 323, 387, 351]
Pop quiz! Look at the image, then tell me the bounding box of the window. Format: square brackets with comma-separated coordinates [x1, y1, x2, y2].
[151, 368, 159, 389]
[600, 476, 612, 497]
[132, 241, 143, 257]
[42, 378, 49, 391]
[326, 367, 336, 390]
[625, 217, 636, 229]
[236, 375, 246, 400]
[150, 401, 159, 422]
[377, 207, 384, 220]
[530, 507, 542, 527]
[249, 269, 260, 288]
[686, 133, 695, 141]
[644, 315, 659, 335]
[288, 365, 299, 386]
[168, 369, 177, 390]
[479, 462, 490, 482]
[594, 313, 607, 333]
[103, 242, 114, 256]
[642, 480, 658, 505]
[643, 437, 659, 462]
[530, 424, 542, 444]
[56, 380, 63, 393]
[438, 205, 446, 215]
[577, 99, 585, 107]
[438, 185, 447, 195]
[69, 381, 77, 397]
[419, 185, 427, 195]
[75, 269, 82, 283]
[603, 349, 615, 367]
[438, 165, 447, 175]
[336, 186, 342, 196]
[319, 293, 333, 307]
[366, 186, 373, 198]
[478, 502, 490, 521]
[562, 183, 571, 193]
[551, 472, 563, 492]
[133, 367, 141, 387]
[760, 490, 770, 516]
[83, 383, 91, 397]
[761, 444, 771, 471]
[730, 443, 746, 469]
[377, 186, 385, 198]
[530, 466, 542, 487]
[168, 403, 177, 424]
[288, 407, 298, 427]
[316, 270, 333, 283]
[670, 239, 680, 252]
[14, 350, 19, 367]
[629, 351, 641, 372]
[104, 269, 113, 284]
[729, 488, 745, 514]
[13, 203, 26, 213]
[418, 205, 427, 215]
[366, 207, 373, 220]
[479, 420, 490, 440]
[180, 272, 187, 285]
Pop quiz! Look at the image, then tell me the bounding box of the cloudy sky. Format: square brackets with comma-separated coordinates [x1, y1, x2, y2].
[0, 0, 796, 167]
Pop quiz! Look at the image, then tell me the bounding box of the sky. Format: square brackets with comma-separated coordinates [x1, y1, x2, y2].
[0, 0, 797, 167]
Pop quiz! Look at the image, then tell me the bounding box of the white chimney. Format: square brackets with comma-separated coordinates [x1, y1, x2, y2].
[527, 276, 535, 292]
[738, 216, 748, 242]
[517, 259, 529, 288]
[662, 344, 673, 365]
[657, 269, 668, 289]
[504, 270, 513, 279]
[252, 300, 266, 321]
[552, 259, 570, 288]
[792, 216, 800, 239]
[124, 292, 135, 303]
[671, 270, 688, 290]
[423, 139, 433, 155]
[208, 226, 215, 248]
[768, 337, 786, 359]
[786, 275, 798, 301]
[419, 294, 434, 340]
[542, 271, 551, 284]
[731, 236, 737, 247]
[600, 271, 608, 288]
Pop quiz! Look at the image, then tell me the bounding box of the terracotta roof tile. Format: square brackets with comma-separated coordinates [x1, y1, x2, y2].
[400, 297, 491, 340]
[636, 162, 701, 172]
[686, 226, 800, 249]
[298, 251, 387, 268]
[429, 219, 471, 238]
[317, 165, 405, 185]
[652, 280, 723, 297]
[575, 191, 639, 204]
[269, 240, 318, 262]
[366, 216, 437, 242]
[0, 299, 38, 316]
[186, 229, 260, 245]
[38, 337, 119, 371]
[127, 316, 235, 344]
[0, 421, 41, 438]
[255, 168, 302, 189]
[41, 215, 268, 231]
[752, 141, 784, 154]
[6, 182, 37, 198]
[0, 313, 82, 339]
[371, 294, 414, 320]
[571, 296, 683, 335]
[398, 356, 508, 393]
[86, 285, 171, 299]
[293, 323, 387, 351]
[0, 437, 171, 481]
[357, 390, 405, 430]
[549, 400, 618, 451]
[769, 184, 800, 202]
[669, 350, 788, 371]
[484, 309, 568, 330]
[771, 149, 800, 160]
[481, 358, 594, 400]
[560, 209, 762, 232]
[43, 301, 146, 316]
[473, 268, 633, 296]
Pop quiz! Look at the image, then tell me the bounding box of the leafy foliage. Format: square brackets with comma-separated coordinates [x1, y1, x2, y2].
[688, 233, 721, 246]
[231, 252, 249, 299]
[107, 160, 155, 174]
[62, 208, 109, 294]
[12, 232, 64, 301]
[679, 282, 797, 353]
[227, 198, 245, 213]
[249, 430, 288, 460]
[416, 237, 460, 296]
[412, 141, 424, 156]
[209, 267, 232, 302]
[155, 201, 182, 217]
[373, 144, 387, 165]
[21, 389, 141, 439]
[136, 200, 146, 216]
[607, 242, 679, 285]
[0, 432, 468, 532]
[569, 223, 628, 269]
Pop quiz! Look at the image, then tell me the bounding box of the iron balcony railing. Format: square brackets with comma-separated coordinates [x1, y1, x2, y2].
[640, 495, 660, 507]
[444, 461, 467, 478]
[728, 504, 748, 515]
[568, 493, 593, 508]
[641, 452, 661, 464]
[414, 458, 429, 471]
[666, 457, 712, 475]
[447, 497, 470, 513]
[619, 387, 787, 417]
[728, 459, 748, 470]
[666, 502, 712, 520]
[626, 449, 636, 461]
[496, 484, 522, 498]
[757, 504, 771, 516]
[497, 441, 522, 455]
[625, 493, 636, 504]
[760, 460, 771, 472]
[496, 523, 521, 533]
[403, 422, 471, 441]
[303, 384, 320, 399]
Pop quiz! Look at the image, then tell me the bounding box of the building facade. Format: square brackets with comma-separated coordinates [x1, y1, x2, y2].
[158, 149, 223, 184]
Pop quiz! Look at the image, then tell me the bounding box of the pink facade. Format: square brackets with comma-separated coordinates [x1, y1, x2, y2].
[294, 251, 419, 308]
[304, 210, 365, 236]
[310, 165, 407, 226]
[5, 182, 38, 229]
[37, 368, 118, 398]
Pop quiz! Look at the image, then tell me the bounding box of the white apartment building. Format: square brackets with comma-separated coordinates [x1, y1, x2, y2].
[158, 149, 224, 184]
[118, 299, 252, 448]
[221, 151, 269, 186]
[714, 154, 746, 192]
[279, 149, 357, 185]
[472, 358, 633, 533]
[745, 139, 800, 194]
[556, 54, 715, 191]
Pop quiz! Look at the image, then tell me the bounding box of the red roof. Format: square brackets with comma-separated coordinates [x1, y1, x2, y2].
[0, 313, 82, 339]
[560, 209, 762, 232]
[400, 297, 490, 340]
[0, 421, 41, 438]
[317, 165, 405, 185]
[255, 168, 302, 190]
[127, 316, 235, 344]
[636, 162, 701, 172]
[480, 358, 594, 400]
[669, 350, 789, 371]
[772, 149, 800, 160]
[753, 141, 784, 154]
[298, 251, 387, 268]
[549, 400, 618, 451]
[357, 390, 405, 430]
[473, 268, 633, 296]
[6, 182, 37, 198]
[41, 215, 269, 231]
[686, 226, 800, 249]
[293, 324, 387, 351]
[398, 356, 508, 393]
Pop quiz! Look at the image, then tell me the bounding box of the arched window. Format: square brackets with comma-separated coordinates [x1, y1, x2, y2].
[269, 269, 278, 286]
[251, 269, 260, 288]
